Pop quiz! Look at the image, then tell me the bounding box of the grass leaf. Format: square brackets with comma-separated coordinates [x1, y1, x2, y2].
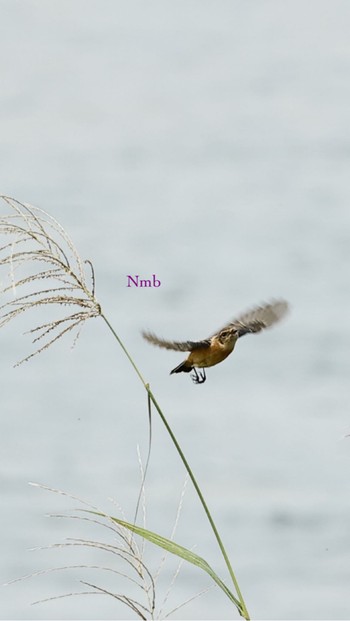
[85, 510, 244, 616]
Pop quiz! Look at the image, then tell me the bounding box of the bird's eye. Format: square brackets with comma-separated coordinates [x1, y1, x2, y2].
[220, 330, 229, 339]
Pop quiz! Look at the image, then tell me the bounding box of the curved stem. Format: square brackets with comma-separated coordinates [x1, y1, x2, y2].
[101, 313, 250, 620]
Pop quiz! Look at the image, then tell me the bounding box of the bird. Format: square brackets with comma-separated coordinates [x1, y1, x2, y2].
[142, 299, 289, 384]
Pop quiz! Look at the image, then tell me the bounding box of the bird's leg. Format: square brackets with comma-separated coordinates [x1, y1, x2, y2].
[190, 368, 199, 383]
[191, 368, 206, 384]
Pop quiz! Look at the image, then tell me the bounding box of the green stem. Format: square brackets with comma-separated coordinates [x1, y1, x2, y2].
[101, 313, 250, 620]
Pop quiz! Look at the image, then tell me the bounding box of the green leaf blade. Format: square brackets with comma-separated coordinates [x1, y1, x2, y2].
[85, 510, 244, 616]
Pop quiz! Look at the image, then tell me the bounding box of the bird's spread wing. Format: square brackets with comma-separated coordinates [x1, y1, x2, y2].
[142, 331, 211, 352]
[216, 299, 289, 337]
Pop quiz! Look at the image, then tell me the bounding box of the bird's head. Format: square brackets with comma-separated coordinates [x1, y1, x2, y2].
[217, 327, 238, 345]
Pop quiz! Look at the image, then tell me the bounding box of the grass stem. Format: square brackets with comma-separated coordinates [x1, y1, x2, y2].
[100, 313, 250, 620]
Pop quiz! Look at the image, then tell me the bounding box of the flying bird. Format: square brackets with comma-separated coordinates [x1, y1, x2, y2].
[142, 299, 289, 384]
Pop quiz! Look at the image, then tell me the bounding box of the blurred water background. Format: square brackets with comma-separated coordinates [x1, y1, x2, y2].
[1, 1, 350, 619]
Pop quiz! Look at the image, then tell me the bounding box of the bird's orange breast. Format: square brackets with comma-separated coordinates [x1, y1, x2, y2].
[187, 339, 236, 368]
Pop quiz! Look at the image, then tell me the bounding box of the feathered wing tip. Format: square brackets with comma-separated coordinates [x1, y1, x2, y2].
[230, 299, 289, 335]
[141, 330, 210, 352]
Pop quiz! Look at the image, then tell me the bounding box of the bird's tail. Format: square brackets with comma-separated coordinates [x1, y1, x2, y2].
[170, 360, 192, 374]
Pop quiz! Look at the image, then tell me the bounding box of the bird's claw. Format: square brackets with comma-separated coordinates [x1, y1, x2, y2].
[191, 368, 206, 384]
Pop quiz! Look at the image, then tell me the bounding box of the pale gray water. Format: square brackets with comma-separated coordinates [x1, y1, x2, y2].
[1, 1, 350, 619]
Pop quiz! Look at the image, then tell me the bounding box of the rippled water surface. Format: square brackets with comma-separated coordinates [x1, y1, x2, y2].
[1, 1, 350, 619]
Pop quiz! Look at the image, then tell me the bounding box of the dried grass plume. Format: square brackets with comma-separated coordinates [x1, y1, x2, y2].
[0, 195, 101, 365]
